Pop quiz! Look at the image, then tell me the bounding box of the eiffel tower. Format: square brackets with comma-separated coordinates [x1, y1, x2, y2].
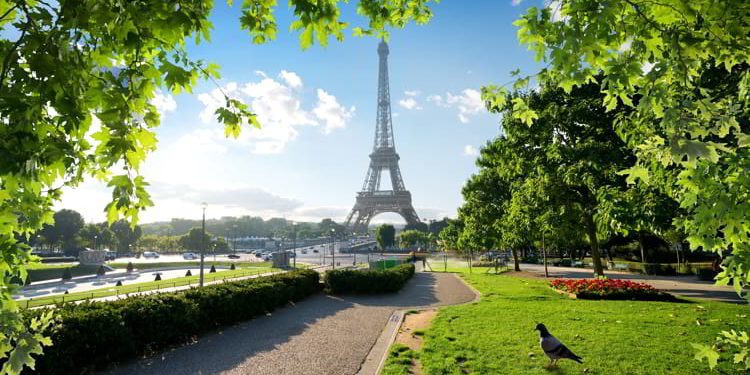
[344, 40, 421, 233]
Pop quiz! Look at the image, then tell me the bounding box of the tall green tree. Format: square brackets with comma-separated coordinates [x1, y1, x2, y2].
[375, 224, 396, 251]
[110, 219, 142, 253]
[178, 227, 212, 252]
[488, 81, 636, 275]
[490, 0, 750, 296]
[398, 229, 431, 249]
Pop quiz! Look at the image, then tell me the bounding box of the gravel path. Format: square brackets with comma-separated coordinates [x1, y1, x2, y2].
[521, 263, 746, 303]
[105, 272, 476, 375]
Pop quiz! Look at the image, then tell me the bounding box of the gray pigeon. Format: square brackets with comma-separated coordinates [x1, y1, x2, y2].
[535, 323, 583, 367]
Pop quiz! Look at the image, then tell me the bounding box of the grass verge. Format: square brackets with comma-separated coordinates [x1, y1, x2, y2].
[20, 266, 278, 308]
[418, 272, 747, 374]
[382, 343, 419, 375]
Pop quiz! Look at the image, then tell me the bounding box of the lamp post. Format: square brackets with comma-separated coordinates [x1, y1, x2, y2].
[232, 224, 238, 254]
[331, 228, 336, 269]
[291, 221, 297, 269]
[199, 202, 207, 287]
[93, 235, 98, 251]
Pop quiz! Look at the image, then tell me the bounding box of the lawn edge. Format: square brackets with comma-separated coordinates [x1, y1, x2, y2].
[359, 272, 482, 375]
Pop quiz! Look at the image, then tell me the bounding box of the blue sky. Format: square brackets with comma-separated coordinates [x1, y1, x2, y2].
[60, 1, 543, 224]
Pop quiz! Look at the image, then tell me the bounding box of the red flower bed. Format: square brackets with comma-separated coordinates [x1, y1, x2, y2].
[550, 278, 678, 301]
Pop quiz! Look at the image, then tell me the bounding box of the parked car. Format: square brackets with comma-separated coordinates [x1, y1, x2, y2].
[227, 254, 240, 259]
[312, 249, 319, 253]
[142, 251, 160, 259]
[301, 249, 308, 254]
[182, 252, 197, 260]
[263, 254, 272, 261]
[103, 250, 117, 261]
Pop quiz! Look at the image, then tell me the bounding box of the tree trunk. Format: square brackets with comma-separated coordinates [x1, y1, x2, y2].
[638, 231, 646, 264]
[584, 212, 605, 276]
[511, 248, 520, 271]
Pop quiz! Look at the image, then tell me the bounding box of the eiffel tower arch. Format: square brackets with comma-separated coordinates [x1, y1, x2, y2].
[344, 41, 421, 233]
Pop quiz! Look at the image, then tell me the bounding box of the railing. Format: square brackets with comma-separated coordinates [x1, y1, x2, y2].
[21, 267, 284, 309]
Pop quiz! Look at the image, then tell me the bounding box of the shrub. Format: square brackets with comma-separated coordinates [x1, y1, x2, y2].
[126, 262, 134, 272]
[96, 265, 106, 276]
[25, 269, 320, 375]
[185, 269, 192, 277]
[61, 268, 72, 280]
[209, 265, 216, 273]
[642, 263, 677, 276]
[696, 268, 718, 281]
[230, 264, 236, 270]
[550, 278, 678, 301]
[325, 263, 415, 294]
[154, 273, 162, 281]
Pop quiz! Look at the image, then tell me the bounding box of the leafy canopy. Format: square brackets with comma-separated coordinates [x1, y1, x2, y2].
[486, 0, 750, 294]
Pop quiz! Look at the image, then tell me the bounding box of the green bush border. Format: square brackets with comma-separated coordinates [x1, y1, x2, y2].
[324, 263, 415, 294]
[24, 269, 320, 375]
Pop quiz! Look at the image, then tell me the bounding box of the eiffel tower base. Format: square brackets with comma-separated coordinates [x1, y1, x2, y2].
[345, 191, 420, 233]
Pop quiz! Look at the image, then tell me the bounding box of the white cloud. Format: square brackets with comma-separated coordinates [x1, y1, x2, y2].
[547, 0, 568, 23]
[511, 0, 523, 5]
[404, 90, 420, 97]
[398, 97, 422, 110]
[428, 89, 485, 123]
[279, 70, 303, 89]
[151, 91, 177, 117]
[313, 89, 355, 134]
[463, 145, 480, 156]
[196, 71, 353, 154]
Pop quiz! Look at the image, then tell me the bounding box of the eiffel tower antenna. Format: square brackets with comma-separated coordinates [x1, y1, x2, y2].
[344, 40, 421, 233]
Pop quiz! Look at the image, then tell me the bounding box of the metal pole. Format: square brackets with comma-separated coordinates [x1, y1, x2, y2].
[543, 231, 549, 278]
[199, 202, 207, 287]
[331, 229, 336, 269]
[293, 222, 297, 269]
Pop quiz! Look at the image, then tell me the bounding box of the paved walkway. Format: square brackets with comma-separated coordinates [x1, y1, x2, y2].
[521, 263, 746, 303]
[106, 272, 477, 375]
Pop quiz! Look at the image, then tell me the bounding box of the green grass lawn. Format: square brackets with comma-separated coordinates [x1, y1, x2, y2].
[20, 266, 279, 308]
[389, 272, 748, 374]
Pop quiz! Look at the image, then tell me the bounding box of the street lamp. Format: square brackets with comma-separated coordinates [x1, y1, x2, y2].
[93, 235, 98, 251]
[199, 202, 207, 287]
[331, 228, 336, 269]
[291, 221, 297, 269]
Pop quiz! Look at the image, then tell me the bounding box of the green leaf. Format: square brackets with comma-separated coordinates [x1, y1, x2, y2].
[692, 343, 720, 369]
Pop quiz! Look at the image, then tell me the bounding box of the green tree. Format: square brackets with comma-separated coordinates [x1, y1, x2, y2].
[375, 224, 396, 250]
[487, 81, 636, 275]
[0, 1, 436, 371]
[78, 223, 102, 250]
[438, 219, 462, 251]
[49, 209, 85, 255]
[398, 229, 430, 249]
[179, 227, 212, 252]
[110, 219, 142, 253]
[495, 0, 750, 296]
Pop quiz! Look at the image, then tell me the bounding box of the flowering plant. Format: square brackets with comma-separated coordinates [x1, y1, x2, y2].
[550, 278, 675, 301]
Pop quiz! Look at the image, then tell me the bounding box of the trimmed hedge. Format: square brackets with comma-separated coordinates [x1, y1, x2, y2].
[325, 263, 415, 294]
[24, 269, 320, 375]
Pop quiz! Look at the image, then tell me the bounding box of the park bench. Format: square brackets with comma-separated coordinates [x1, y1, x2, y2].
[571, 261, 583, 268]
[613, 263, 629, 272]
